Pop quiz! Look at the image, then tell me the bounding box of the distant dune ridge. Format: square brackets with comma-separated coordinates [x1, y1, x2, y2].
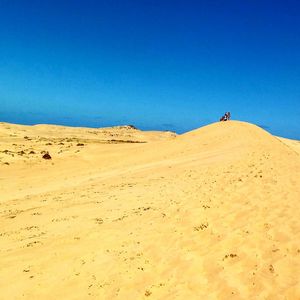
[0, 121, 299, 299]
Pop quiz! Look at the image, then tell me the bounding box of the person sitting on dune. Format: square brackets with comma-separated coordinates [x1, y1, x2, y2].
[220, 112, 231, 121]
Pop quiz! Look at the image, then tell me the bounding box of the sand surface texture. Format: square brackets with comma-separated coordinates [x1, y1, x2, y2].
[0, 121, 299, 299]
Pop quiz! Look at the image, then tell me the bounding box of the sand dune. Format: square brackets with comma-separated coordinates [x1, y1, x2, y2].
[0, 121, 299, 299]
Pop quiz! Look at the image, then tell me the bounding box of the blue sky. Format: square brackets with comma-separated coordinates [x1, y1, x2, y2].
[0, 0, 299, 138]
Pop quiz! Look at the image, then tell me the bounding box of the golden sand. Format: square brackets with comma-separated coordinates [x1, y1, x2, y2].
[0, 121, 299, 299]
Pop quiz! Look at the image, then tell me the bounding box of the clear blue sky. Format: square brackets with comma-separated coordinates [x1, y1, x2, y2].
[0, 0, 299, 138]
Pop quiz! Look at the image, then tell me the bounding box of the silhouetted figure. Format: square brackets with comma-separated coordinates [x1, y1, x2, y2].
[220, 112, 231, 121]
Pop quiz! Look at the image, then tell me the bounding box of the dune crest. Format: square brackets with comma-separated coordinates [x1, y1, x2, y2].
[0, 121, 299, 299]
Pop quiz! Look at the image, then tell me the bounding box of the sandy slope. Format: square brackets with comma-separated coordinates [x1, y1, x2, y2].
[0, 121, 299, 300]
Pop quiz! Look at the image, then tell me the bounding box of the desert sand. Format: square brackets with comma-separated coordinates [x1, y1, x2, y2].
[0, 120, 299, 299]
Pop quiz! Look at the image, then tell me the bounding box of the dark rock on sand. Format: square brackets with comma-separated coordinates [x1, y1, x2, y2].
[42, 153, 52, 160]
